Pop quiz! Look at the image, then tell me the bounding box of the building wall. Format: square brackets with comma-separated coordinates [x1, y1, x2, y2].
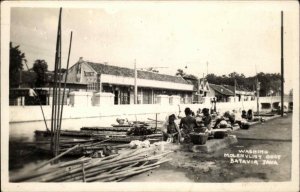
[81, 64, 97, 84]
[206, 88, 216, 97]
[66, 62, 194, 104]
[66, 62, 81, 83]
[67, 62, 193, 91]
[66, 62, 97, 85]
[100, 74, 193, 91]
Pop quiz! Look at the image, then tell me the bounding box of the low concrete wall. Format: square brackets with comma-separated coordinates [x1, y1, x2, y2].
[69, 91, 93, 107]
[9, 99, 276, 123]
[93, 92, 114, 106]
[10, 96, 293, 123]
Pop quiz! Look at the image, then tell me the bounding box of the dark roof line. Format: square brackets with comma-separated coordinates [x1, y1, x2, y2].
[86, 61, 191, 85]
[209, 83, 234, 96]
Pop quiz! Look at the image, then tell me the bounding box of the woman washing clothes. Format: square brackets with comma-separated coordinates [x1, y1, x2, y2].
[162, 114, 182, 143]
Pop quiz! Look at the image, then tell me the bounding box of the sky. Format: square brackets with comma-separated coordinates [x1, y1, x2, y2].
[9, 1, 299, 92]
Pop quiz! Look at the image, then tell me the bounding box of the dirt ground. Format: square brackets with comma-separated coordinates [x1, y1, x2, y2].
[127, 114, 292, 182]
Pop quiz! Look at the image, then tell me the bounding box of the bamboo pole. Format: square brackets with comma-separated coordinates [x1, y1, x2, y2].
[57, 31, 73, 155]
[14, 155, 170, 182]
[82, 163, 86, 182]
[60, 169, 108, 182]
[13, 155, 101, 182]
[86, 158, 170, 182]
[22, 62, 49, 131]
[55, 25, 63, 156]
[102, 165, 160, 182]
[281, 11, 284, 117]
[12, 145, 172, 182]
[35, 93, 50, 132]
[51, 8, 62, 155]
[81, 138, 111, 148]
[110, 162, 139, 174]
[33, 157, 143, 182]
[35, 144, 80, 170]
[57, 158, 91, 168]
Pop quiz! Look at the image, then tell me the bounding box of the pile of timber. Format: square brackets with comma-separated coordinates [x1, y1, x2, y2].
[111, 124, 133, 127]
[81, 126, 130, 132]
[30, 139, 131, 156]
[11, 146, 172, 182]
[92, 133, 163, 143]
[35, 130, 93, 138]
[34, 119, 163, 145]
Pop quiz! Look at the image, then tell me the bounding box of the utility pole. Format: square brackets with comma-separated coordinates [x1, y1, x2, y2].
[256, 78, 260, 116]
[281, 11, 284, 117]
[206, 62, 208, 77]
[19, 70, 22, 88]
[134, 59, 137, 104]
[133, 63, 168, 104]
[234, 79, 236, 102]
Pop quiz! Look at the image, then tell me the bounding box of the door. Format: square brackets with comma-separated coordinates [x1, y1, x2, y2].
[114, 91, 119, 105]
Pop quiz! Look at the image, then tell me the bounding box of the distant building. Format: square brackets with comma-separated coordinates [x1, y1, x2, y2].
[9, 70, 87, 106]
[183, 77, 210, 104]
[208, 83, 234, 102]
[65, 57, 194, 105]
[223, 85, 255, 101]
[205, 83, 255, 102]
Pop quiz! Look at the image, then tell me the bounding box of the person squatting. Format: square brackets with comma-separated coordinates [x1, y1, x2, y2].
[162, 107, 212, 143]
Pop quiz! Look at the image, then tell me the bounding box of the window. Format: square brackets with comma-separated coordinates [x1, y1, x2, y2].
[87, 83, 99, 91]
[120, 89, 130, 104]
[84, 71, 94, 76]
[261, 103, 271, 109]
[143, 90, 152, 104]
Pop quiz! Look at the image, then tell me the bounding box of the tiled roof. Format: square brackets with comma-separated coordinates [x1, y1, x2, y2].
[223, 85, 253, 93]
[209, 84, 234, 96]
[86, 62, 190, 84]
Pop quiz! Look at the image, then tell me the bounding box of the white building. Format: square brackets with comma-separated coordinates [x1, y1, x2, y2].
[65, 58, 194, 105]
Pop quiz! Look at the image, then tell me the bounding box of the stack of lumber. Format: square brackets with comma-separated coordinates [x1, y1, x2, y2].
[92, 133, 163, 143]
[33, 139, 131, 156]
[81, 126, 130, 132]
[35, 130, 93, 138]
[11, 146, 172, 182]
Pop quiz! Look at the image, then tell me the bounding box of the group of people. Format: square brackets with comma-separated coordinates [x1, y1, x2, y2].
[213, 109, 253, 129]
[163, 107, 254, 143]
[163, 107, 212, 143]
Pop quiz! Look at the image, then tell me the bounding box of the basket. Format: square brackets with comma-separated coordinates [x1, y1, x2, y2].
[189, 132, 209, 145]
[213, 131, 228, 139]
[193, 127, 207, 133]
[240, 122, 250, 129]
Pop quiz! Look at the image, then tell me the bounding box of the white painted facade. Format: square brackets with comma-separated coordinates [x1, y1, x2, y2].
[65, 59, 194, 105]
[100, 74, 193, 91]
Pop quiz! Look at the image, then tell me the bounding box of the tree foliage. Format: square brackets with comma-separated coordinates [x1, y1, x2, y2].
[176, 69, 186, 77]
[9, 42, 25, 88]
[256, 72, 281, 96]
[32, 59, 48, 87]
[146, 67, 159, 73]
[204, 72, 281, 96]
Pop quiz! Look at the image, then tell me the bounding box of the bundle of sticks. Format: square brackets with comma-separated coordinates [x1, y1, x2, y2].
[11, 145, 172, 182]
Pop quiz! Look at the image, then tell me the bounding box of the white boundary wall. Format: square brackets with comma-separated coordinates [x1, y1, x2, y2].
[9, 96, 292, 123]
